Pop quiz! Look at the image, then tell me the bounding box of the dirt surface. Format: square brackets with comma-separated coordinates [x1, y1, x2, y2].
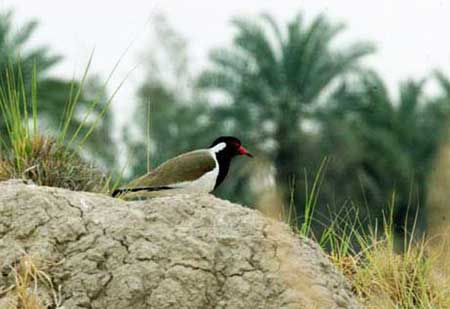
[0, 180, 359, 308]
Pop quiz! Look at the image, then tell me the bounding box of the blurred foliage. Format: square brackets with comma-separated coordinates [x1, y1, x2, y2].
[127, 11, 450, 237]
[319, 71, 449, 233]
[0, 10, 115, 167]
[197, 12, 374, 209]
[125, 13, 252, 203]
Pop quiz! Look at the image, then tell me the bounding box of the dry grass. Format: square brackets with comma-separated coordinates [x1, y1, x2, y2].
[256, 180, 450, 307]
[0, 134, 106, 192]
[332, 237, 450, 308]
[316, 206, 450, 308]
[0, 255, 61, 309]
[267, 159, 450, 308]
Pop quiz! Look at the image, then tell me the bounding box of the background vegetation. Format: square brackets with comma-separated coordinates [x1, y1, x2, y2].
[128, 13, 450, 242]
[1, 7, 450, 307]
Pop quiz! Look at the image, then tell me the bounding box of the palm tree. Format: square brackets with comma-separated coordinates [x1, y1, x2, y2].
[198, 12, 375, 203]
[321, 71, 445, 233]
[0, 11, 59, 82]
[128, 14, 219, 176]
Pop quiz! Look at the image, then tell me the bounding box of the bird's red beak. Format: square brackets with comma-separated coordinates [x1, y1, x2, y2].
[238, 145, 253, 158]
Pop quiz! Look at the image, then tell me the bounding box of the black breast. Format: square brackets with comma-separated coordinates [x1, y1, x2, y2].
[214, 150, 233, 189]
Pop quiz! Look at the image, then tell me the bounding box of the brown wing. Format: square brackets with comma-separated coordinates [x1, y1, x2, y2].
[125, 150, 216, 189]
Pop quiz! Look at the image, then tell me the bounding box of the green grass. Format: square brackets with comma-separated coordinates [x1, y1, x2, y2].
[0, 58, 114, 192]
[295, 165, 450, 308]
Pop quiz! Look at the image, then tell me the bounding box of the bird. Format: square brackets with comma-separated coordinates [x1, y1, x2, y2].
[112, 136, 253, 199]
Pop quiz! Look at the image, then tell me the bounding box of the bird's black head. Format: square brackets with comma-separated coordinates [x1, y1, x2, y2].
[209, 136, 252, 190]
[210, 136, 253, 158]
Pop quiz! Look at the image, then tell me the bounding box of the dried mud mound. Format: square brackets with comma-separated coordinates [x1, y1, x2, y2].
[0, 180, 358, 308]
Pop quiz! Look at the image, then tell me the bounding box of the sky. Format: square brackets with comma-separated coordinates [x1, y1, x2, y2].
[1, 0, 450, 131]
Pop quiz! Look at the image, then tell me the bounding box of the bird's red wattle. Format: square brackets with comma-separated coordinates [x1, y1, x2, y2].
[238, 145, 249, 155]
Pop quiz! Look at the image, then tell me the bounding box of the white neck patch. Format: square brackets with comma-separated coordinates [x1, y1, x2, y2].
[210, 142, 227, 153]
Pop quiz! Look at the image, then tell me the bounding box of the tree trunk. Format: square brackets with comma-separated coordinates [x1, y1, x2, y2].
[274, 120, 302, 205]
[427, 138, 450, 240]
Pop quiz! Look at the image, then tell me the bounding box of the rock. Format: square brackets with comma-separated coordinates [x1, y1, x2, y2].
[0, 180, 359, 308]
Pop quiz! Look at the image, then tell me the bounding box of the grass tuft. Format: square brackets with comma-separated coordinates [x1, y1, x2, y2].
[349, 237, 448, 308]
[0, 60, 109, 192]
[0, 134, 105, 191]
[295, 175, 450, 308]
[321, 220, 450, 308]
[283, 161, 450, 308]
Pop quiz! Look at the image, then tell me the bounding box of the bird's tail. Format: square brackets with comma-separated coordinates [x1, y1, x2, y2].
[112, 186, 173, 197]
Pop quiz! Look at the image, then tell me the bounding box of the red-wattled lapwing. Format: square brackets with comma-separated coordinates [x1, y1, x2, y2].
[112, 136, 253, 199]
